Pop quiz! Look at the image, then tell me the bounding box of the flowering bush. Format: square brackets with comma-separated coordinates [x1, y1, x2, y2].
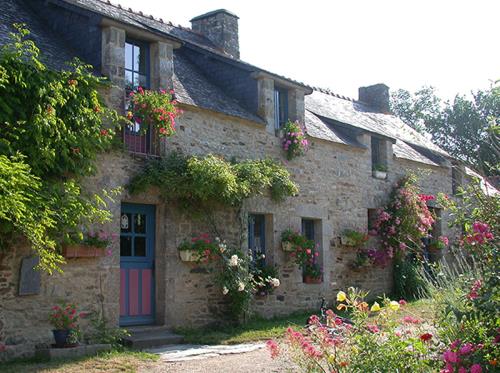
[126, 87, 181, 137]
[252, 262, 280, 296]
[281, 120, 309, 160]
[49, 303, 86, 330]
[267, 287, 439, 372]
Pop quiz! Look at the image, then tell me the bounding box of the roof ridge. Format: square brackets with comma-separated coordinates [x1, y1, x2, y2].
[311, 86, 357, 102]
[98, 0, 196, 32]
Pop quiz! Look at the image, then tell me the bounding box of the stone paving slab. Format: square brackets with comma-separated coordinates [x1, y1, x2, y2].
[147, 343, 266, 362]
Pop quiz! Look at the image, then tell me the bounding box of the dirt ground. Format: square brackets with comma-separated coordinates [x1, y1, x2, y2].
[142, 348, 291, 373]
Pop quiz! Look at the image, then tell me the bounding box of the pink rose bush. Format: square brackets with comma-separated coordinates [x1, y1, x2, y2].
[281, 120, 309, 160]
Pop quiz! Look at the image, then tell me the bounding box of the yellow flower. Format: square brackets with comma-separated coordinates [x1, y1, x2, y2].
[389, 300, 400, 311]
[337, 291, 347, 302]
[370, 302, 381, 312]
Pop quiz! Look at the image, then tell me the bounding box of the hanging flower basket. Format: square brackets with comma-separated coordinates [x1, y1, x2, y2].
[281, 241, 294, 252]
[62, 245, 106, 258]
[179, 249, 201, 262]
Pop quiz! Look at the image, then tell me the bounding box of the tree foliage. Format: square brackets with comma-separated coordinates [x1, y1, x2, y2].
[0, 25, 121, 272]
[391, 84, 500, 176]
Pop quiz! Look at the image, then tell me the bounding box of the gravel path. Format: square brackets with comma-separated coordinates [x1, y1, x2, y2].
[141, 344, 291, 373]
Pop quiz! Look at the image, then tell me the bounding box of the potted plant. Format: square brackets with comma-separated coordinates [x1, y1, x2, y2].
[63, 231, 116, 258]
[281, 120, 309, 160]
[340, 229, 369, 247]
[349, 249, 371, 270]
[178, 234, 219, 263]
[252, 263, 280, 297]
[373, 164, 388, 179]
[303, 262, 322, 284]
[49, 303, 85, 348]
[281, 229, 298, 252]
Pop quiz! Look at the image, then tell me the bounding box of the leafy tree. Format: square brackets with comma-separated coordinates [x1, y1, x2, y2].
[0, 25, 121, 272]
[391, 84, 500, 176]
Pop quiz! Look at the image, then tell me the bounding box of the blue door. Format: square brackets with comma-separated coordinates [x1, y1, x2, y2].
[119, 203, 155, 326]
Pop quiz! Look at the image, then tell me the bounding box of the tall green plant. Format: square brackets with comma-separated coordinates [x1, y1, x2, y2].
[0, 25, 121, 272]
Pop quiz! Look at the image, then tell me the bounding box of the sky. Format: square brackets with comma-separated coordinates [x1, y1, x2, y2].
[116, 0, 499, 101]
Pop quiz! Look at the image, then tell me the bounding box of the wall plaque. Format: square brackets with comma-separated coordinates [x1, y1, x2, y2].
[19, 255, 41, 296]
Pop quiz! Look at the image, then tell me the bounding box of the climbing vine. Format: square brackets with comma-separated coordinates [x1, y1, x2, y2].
[128, 151, 299, 212]
[0, 25, 121, 272]
[367, 174, 437, 299]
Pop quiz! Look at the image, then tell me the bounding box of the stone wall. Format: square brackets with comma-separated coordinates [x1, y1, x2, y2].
[0, 92, 458, 361]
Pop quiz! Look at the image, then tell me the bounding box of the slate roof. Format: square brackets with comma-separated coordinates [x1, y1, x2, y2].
[305, 89, 450, 166]
[0, 0, 76, 71]
[173, 52, 264, 124]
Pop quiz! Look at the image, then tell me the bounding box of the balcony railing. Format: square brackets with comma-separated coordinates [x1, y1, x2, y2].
[123, 123, 160, 157]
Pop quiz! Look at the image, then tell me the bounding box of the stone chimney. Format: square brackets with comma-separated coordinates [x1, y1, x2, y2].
[359, 83, 391, 114]
[190, 9, 240, 59]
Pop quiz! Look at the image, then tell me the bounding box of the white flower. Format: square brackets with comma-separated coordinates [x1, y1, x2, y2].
[270, 278, 280, 288]
[222, 286, 229, 295]
[229, 254, 239, 267]
[219, 244, 227, 253]
[237, 281, 245, 291]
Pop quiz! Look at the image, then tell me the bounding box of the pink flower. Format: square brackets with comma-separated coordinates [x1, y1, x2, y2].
[458, 368, 467, 373]
[398, 299, 407, 306]
[459, 343, 474, 355]
[266, 340, 279, 358]
[470, 364, 482, 373]
[443, 350, 459, 364]
[367, 324, 380, 333]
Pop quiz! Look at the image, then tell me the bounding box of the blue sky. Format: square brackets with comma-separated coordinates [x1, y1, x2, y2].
[117, 0, 499, 101]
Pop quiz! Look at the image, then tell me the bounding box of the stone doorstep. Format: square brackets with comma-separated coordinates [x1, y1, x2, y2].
[122, 326, 184, 349]
[35, 344, 112, 360]
[147, 343, 266, 362]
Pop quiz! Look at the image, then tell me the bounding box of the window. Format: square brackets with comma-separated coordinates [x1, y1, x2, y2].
[124, 40, 158, 155]
[274, 87, 288, 129]
[302, 219, 315, 241]
[367, 209, 378, 231]
[371, 137, 388, 176]
[248, 214, 266, 264]
[452, 164, 462, 195]
[125, 40, 149, 90]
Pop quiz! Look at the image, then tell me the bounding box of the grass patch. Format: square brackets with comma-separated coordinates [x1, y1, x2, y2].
[176, 310, 322, 345]
[0, 349, 158, 373]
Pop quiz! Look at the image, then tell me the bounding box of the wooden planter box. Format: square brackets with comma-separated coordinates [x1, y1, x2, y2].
[63, 245, 106, 258]
[281, 241, 294, 252]
[179, 250, 200, 262]
[373, 170, 387, 180]
[303, 275, 322, 284]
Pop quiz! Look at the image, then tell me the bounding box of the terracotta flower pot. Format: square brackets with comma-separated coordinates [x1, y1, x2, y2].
[62, 245, 106, 258]
[303, 275, 322, 284]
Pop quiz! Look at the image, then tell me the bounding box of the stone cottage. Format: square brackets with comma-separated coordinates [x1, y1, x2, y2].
[0, 0, 472, 359]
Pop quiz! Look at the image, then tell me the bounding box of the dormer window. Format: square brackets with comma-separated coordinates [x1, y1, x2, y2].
[125, 40, 149, 90]
[371, 137, 388, 179]
[274, 87, 288, 129]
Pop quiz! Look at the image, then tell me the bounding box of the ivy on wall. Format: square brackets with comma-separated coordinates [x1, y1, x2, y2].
[0, 25, 122, 272]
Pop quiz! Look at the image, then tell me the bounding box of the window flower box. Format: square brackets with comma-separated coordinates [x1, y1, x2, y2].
[340, 230, 369, 247]
[281, 241, 294, 252]
[178, 249, 201, 262]
[62, 245, 106, 258]
[373, 170, 387, 180]
[303, 275, 322, 284]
